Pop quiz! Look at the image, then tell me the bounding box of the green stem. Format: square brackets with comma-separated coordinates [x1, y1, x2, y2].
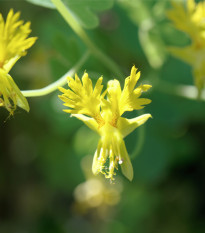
[21, 51, 90, 97]
[51, 0, 123, 80]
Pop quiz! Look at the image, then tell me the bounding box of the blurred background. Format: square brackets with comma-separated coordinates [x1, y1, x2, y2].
[0, 0, 205, 232]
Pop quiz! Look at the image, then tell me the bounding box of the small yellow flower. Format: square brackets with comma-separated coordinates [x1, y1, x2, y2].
[167, 0, 205, 48]
[167, 0, 205, 96]
[0, 9, 37, 72]
[167, 0, 205, 95]
[59, 66, 152, 181]
[0, 9, 36, 113]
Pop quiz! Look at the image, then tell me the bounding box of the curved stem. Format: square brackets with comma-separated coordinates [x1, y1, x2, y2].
[21, 51, 90, 97]
[51, 0, 123, 80]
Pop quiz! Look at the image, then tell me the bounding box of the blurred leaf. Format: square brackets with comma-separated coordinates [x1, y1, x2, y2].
[118, 0, 167, 69]
[26, 0, 55, 9]
[63, 0, 114, 29]
[26, 0, 114, 29]
[138, 26, 166, 69]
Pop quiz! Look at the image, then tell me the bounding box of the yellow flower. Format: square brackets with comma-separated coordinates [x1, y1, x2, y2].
[167, 0, 205, 48]
[0, 9, 37, 72]
[167, 0, 205, 95]
[0, 9, 36, 113]
[59, 66, 152, 181]
[168, 45, 205, 93]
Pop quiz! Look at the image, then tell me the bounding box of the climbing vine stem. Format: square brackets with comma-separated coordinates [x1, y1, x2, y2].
[21, 51, 90, 97]
[51, 0, 123, 80]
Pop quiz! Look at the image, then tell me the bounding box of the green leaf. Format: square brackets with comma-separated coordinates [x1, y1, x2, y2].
[26, 0, 114, 29]
[63, 0, 114, 29]
[26, 0, 55, 9]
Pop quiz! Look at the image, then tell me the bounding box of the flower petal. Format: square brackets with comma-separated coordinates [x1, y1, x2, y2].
[0, 69, 29, 113]
[106, 66, 152, 118]
[0, 9, 37, 70]
[119, 67, 152, 115]
[7, 75, 29, 112]
[168, 46, 194, 65]
[117, 114, 152, 138]
[72, 114, 100, 134]
[120, 140, 133, 181]
[3, 55, 20, 73]
[187, 0, 196, 13]
[92, 149, 100, 175]
[59, 73, 104, 117]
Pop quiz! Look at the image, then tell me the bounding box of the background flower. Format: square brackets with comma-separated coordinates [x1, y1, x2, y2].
[0, 9, 36, 113]
[167, 0, 205, 95]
